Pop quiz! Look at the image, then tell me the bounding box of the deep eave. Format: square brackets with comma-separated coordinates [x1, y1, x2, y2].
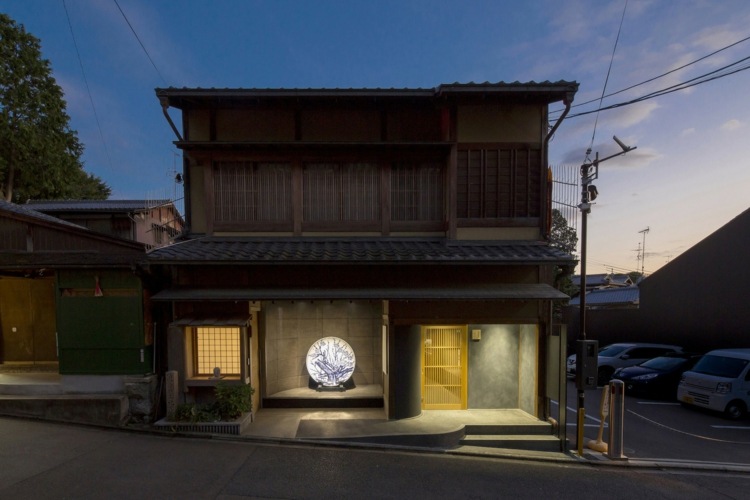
[152, 283, 569, 301]
[147, 237, 575, 266]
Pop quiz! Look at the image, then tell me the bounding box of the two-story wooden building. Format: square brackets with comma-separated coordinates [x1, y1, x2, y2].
[150, 82, 578, 425]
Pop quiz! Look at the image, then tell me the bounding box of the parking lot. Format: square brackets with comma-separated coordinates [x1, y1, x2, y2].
[559, 380, 750, 464]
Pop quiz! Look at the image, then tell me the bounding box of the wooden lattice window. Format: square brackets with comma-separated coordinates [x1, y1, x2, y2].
[213, 162, 292, 223]
[303, 163, 380, 222]
[456, 147, 542, 219]
[391, 162, 444, 222]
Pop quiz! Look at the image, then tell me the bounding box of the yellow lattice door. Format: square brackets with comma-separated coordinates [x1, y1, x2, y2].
[422, 326, 467, 410]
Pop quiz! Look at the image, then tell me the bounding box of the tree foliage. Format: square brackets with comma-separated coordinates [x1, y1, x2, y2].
[0, 14, 110, 202]
[549, 208, 578, 257]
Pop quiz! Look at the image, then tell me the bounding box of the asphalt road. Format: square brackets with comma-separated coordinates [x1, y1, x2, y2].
[2, 416, 750, 499]
[560, 381, 750, 464]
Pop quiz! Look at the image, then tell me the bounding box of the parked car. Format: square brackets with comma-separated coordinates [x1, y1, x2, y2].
[677, 348, 750, 420]
[567, 342, 683, 386]
[611, 353, 701, 399]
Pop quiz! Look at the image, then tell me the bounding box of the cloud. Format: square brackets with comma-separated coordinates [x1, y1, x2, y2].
[681, 128, 696, 137]
[604, 101, 661, 128]
[721, 119, 743, 131]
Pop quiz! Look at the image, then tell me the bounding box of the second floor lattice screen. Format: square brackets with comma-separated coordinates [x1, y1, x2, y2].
[457, 147, 542, 219]
[214, 162, 292, 223]
[391, 162, 444, 222]
[213, 161, 446, 228]
[303, 163, 380, 222]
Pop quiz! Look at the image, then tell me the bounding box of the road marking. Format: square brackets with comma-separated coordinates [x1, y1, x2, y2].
[628, 409, 750, 444]
[711, 425, 750, 430]
[550, 399, 605, 424]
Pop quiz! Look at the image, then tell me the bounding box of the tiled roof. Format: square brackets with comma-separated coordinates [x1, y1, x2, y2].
[0, 199, 85, 230]
[0, 251, 146, 268]
[147, 238, 573, 264]
[26, 199, 171, 212]
[569, 286, 640, 306]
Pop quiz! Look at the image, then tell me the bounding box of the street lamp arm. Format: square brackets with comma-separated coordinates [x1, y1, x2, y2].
[592, 145, 637, 166]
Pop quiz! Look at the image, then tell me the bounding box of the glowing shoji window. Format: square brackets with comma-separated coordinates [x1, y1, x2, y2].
[194, 327, 241, 376]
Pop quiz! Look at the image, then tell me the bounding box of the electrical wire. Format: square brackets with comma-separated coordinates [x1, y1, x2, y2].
[62, 0, 113, 171]
[566, 59, 750, 119]
[550, 34, 750, 117]
[586, 0, 629, 160]
[113, 0, 167, 85]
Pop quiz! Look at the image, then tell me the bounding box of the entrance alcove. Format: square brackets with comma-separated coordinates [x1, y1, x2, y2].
[262, 300, 383, 408]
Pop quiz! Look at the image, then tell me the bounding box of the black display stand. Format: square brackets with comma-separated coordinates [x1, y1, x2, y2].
[308, 376, 355, 392]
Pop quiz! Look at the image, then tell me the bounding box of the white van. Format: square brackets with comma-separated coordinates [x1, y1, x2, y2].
[677, 349, 750, 419]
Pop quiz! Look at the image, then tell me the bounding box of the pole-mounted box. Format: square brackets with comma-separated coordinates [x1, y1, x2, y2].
[576, 339, 599, 390]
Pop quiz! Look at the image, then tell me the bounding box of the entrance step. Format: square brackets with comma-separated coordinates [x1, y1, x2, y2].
[0, 395, 128, 427]
[459, 421, 561, 452]
[459, 434, 562, 452]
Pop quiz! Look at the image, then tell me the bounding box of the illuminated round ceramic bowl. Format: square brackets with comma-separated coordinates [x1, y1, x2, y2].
[306, 336, 356, 387]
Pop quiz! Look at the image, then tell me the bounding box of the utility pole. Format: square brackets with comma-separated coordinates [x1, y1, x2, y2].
[639, 227, 650, 276]
[576, 136, 636, 456]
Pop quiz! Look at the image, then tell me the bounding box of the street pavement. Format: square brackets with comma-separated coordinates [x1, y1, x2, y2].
[2, 416, 750, 499]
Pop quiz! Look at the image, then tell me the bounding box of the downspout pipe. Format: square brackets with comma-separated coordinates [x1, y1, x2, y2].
[545, 91, 574, 144]
[160, 97, 183, 142]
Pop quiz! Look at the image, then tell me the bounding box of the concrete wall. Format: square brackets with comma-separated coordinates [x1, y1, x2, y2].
[263, 300, 382, 395]
[518, 324, 538, 414]
[467, 324, 538, 410]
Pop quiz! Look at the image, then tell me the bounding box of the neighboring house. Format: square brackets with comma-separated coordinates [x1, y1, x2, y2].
[150, 81, 578, 431]
[569, 286, 639, 310]
[0, 200, 157, 423]
[566, 208, 750, 352]
[570, 273, 633, 293]
[26, 199, 183, 249]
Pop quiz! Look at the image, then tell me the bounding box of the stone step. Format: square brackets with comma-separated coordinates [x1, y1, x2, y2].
[0, 395, 128, 427]
[464, 422, 553, 436]
[459, 434, 562, 452]
[0, 383, 64, 396]
[0, 373, 63, 395]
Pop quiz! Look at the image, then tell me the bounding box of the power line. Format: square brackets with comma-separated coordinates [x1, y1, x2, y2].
[586, 0, 629, 158]
[551, 34, 750, 117]
[113, 0, 167, 85]
[63, 0, 113, 171]
[565, 59, 750, 119]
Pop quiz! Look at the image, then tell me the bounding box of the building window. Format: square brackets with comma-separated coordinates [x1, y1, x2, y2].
[391, 162, 444, 222]
[303, 163, 380, 222]
[457, 147, 542, 219]
[193, 326, 241, 376]
[213, 162, 292, 223]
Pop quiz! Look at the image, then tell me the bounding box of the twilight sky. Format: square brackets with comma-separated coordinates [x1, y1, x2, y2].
[4, 0, 750, 275]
